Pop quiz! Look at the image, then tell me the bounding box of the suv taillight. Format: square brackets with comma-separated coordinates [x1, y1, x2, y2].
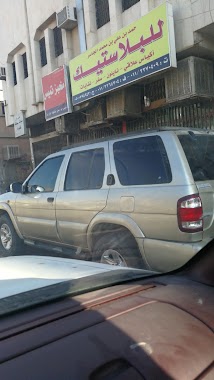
[177, 194, 203, 233]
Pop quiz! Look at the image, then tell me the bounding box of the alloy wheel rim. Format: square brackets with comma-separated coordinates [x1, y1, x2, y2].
[101, 249, 127, 267]
[0, 224, 12, 250]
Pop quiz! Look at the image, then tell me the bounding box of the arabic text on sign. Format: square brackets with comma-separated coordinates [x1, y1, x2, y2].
[44, 82, 65, 101]
[73, 20, 164, 82]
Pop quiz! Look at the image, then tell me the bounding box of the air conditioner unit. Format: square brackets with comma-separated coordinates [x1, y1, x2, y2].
[3, 145, 20, 161]
[106, 87, 141, 119]
[0, 67, 6, 80]
[84, 100, 107, 128]
[165, 56, 214, 103]
[56, 6, 77, 30]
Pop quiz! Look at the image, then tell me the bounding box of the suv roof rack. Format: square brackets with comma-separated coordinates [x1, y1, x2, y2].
[61, 127, 210, 151]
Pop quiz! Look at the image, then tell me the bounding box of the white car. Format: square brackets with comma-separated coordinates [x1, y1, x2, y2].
[0, 255, 143, 299]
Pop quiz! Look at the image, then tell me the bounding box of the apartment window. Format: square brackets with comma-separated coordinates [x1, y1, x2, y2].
[39, 37, 47, 67]
[122, 0, 140, 11]
[12, 62, 17, 86]
[53, 27, 63, 57]
[95, 0, 110, 29]
[22, 53, 28, 79]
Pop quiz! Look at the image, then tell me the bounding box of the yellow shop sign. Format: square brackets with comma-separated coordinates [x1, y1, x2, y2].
[69, 2, 176, 105]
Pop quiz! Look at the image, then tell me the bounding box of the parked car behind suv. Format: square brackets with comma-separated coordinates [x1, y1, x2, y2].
[0, 128, 213, 272]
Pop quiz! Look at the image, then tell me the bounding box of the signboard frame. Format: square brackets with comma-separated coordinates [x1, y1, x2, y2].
[42, 65, 72, 121]
[69, 2, 176, 106]
[14, 111, 27, 138]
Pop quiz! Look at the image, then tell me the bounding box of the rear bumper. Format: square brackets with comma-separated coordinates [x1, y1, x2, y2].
[136, 237, 213, 272]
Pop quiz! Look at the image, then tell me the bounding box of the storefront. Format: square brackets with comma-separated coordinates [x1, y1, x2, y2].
[34, 2, 214, 162]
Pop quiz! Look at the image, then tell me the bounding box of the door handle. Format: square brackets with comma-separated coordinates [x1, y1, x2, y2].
[107, 174, 115, 186]
[47, 197, 54, 203]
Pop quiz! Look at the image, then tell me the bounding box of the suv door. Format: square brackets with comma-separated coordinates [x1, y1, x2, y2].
[56, 144, 110, 248]
[107, 134, 173, 240]
[15, 155, 64, 241]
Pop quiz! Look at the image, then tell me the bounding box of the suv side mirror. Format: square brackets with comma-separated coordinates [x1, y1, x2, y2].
[22, 183, 27, 194]
[9, 182, 23, 193]
[35, 186, 45, 193]
[24, 184, 45, 193]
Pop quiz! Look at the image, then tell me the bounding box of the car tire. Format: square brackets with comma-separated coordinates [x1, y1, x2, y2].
[92, 231, 145, 269]
[0, 214, 24, 257]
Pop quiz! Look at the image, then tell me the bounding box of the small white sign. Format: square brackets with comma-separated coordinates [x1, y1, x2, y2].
[14, 111, 27, 138]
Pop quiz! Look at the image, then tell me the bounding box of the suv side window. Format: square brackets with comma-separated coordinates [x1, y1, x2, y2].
[27, 156, 64, 193]
[113, 136, 172, 185]
[178, 134, 214, 181]
[65, 148, 105, 191]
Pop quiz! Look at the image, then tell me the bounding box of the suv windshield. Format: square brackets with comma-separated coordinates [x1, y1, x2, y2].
[1, 129, 214, 313]
[0, 0, 214, 317]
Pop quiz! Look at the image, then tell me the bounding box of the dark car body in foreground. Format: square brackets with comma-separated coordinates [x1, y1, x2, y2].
[0, 242, 213, 379]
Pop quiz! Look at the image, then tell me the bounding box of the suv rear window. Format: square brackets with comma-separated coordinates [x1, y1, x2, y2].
[178, 134, 214, 181]
[113, 136, 172, 186]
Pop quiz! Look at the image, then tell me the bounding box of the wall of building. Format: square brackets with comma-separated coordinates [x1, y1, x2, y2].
[1, 0, 214, 127]
[0, 0, 79, 127]
[0, 0, 214, 164]
[84, 0, 214, 56]
[67, 0, 214, 146]
[0, 114, 32, 192]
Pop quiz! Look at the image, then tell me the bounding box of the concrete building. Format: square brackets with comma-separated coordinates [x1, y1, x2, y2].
[0, 102, 31, 193]
[71, 0, 214, 143]
[0, 0, 214, 165]
[0, 0, 80, 166]
[84, 0, 214, 56]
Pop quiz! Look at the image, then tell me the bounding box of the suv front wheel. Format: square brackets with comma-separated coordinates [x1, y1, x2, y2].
[92, 231, 144, 269]
[0, 214, 23, 257]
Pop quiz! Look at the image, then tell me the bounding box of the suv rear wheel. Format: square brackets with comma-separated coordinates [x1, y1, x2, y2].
[93, 231, 145, 269]
[0, 215, 23, 257]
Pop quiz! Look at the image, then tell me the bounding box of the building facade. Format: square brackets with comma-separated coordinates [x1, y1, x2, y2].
[72, 0, 214, 143]
[0, 0, 80, 166]
[0, 102, 31, 193]
[0, 0, 214, 166]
